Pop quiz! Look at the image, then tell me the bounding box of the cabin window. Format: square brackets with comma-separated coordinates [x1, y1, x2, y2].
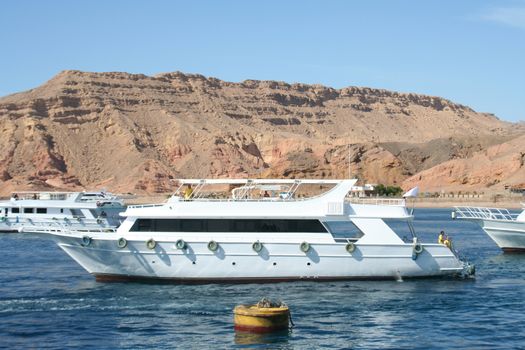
[324, 221, 364, 241]
[130, 219, 328, 233]
[70, 209, 84, 218]
[207, 219, 230, 232]
[181, 219, 204, 232]
[11, 208, 20, 214]
[24, 208, 34, 214]
[36, 208, 47, 214]
[60, 209, 64, 213]
[135, 219, 153, 231]
[384, 220, 414, 242]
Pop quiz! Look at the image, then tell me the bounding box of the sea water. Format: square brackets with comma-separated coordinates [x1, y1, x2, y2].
[0, 208, 524, 349]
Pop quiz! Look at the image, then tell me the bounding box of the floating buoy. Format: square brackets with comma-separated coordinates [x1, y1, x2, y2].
[299, 241, 310, 253]
[175, 239, 187, 250]
[146, 238, 156, 249]
[207, 240, 219, 252]
[233, 298, 290, 333]
[252, 241, 263, 253]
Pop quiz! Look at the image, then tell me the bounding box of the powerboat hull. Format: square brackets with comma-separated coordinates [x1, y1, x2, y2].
[478, 219, 525, 252]
[52, 233, 468, 282]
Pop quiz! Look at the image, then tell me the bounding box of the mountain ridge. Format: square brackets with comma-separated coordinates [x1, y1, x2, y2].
[0, 70, 522, 195]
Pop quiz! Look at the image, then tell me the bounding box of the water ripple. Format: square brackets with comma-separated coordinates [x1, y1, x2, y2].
[1, 209, 525, 349]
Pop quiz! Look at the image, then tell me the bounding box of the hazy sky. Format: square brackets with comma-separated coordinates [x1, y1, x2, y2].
[1, 0, 524, 122]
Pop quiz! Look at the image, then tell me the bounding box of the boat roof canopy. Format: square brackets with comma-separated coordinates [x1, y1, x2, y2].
[177, 179, 350, 185]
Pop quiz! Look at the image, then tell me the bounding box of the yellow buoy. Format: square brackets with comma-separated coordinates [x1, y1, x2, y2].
[233, 298, 290, 333]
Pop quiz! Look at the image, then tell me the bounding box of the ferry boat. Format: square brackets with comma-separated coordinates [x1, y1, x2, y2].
[453, 206, 525, 252]
[0, 191, 125, 233]
[40, 179, 473, 282]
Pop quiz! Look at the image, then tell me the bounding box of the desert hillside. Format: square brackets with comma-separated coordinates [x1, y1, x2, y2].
[0, 70, 523, 195]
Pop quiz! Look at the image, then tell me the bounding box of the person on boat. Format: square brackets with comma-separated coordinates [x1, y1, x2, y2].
[184, 184, 193, 200]
[12, 193, 18, 200]
[444, 236, 452, 248]
[263, 191, 270, 198]
[438, 231, 446, 244]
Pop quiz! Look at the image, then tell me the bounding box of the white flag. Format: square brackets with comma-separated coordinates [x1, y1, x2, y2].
[403, 186, 419, 198]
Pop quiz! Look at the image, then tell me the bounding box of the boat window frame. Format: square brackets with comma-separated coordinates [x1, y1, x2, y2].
[130, 218, 328, 233]
[323, 220, 365, 241]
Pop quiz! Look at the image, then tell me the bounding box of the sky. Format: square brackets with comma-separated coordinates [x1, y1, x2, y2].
[0, 0, 524, 122]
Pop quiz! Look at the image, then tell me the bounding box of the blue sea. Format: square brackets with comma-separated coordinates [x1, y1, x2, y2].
[1, 208, 524, 349]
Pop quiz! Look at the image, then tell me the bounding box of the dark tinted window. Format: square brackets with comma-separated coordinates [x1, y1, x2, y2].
[130, 219, 327, 233]
[11, 208, 20, 214]
[24, 208, 34, 214]
[324, 221, 364, 240]
[36, 208, 47, 214]
[181, 219, 203, 232]
[207, 219, 230, 232]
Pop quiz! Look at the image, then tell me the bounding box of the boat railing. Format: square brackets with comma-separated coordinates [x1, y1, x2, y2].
[454, 206, 518, 221]
[347, 197, 406, 206]
[18, 217, 118, 233]
[127, 203, 165, 209]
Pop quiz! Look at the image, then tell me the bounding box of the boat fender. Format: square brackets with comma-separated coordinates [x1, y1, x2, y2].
[252, 240, 263, 253]
[207, 240, 219, 252]
[413, 242, 424, 254]
[299, 241, 310, 253]
[345, 242, 356, 253]
[82, 235, 92, 246]
[117, 237, 127, 249]
[175, 239, 187, 250]
[146, 238, 156, 249]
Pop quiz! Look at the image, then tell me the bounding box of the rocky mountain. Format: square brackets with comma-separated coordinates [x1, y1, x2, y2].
[0, 70, 522, 195]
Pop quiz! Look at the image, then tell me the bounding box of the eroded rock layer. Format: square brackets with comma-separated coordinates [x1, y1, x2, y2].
[0, 70, 522, 194]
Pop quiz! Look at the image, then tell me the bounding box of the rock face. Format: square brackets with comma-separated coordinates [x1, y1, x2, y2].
[0, 70, 522, 195]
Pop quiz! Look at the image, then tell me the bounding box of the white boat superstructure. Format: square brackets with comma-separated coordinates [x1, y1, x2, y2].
[42, 179, 473, 282]
[0, 191, 125, 233]
[453, 206, 525, 252]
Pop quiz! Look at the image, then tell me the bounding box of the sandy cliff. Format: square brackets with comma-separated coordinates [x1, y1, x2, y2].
[0, 70, 522, 195]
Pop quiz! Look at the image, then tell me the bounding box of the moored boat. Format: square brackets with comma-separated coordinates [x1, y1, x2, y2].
[453, 206, 525, 252]
[0, 191, 125, 233]
[39, 179, 473, 282]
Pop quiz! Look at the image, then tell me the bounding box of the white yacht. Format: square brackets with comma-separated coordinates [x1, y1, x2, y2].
[0, 191, 125, 233]
[39, 179, 473, 282]
[453, 206, 525, 252]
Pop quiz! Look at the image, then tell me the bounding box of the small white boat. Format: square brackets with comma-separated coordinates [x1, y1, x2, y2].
[0, 191, 125, 233]
[39, 179, 473, 282]
[453, 206, 525, 252]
